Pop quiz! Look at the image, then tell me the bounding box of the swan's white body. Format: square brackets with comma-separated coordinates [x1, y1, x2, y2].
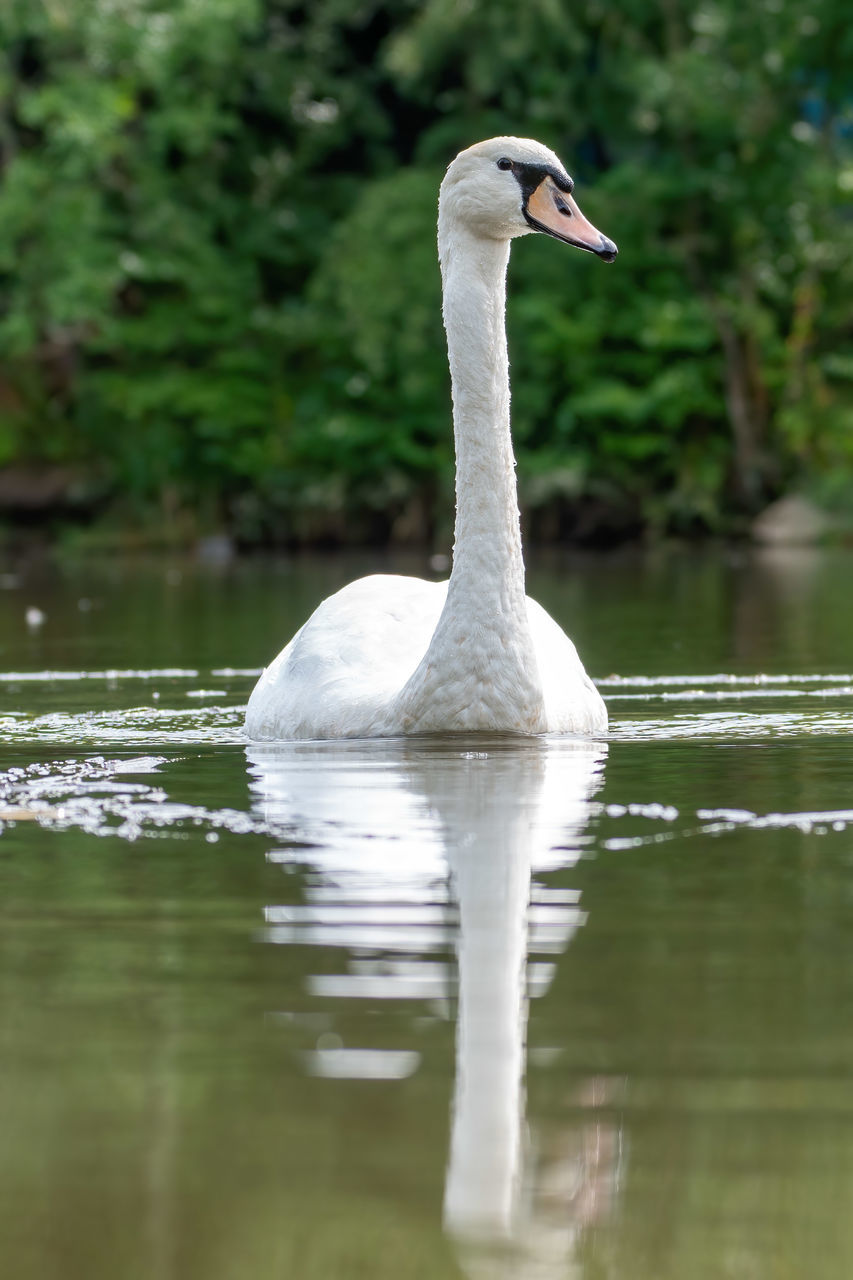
[246, 137, 617, 741]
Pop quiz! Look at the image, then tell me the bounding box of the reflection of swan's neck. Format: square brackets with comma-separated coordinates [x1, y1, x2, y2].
[246, 739, 609, 1271]
[443, 799, 532, 1239]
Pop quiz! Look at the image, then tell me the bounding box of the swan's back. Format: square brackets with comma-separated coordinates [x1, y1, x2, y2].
[525, 598, 607, 736]
[245, 572, 606, 741]
[245, 574, 447, 740]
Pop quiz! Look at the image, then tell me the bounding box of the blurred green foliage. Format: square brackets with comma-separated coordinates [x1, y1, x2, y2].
[0, 0, 851, 543]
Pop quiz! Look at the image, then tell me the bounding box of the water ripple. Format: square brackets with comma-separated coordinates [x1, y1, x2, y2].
[2, 704, 245, 746]
[0, 754, 278, 841]
[610, 708, 853, 740]
[598, 672, 853, 688]
[0, 667, 201, 682]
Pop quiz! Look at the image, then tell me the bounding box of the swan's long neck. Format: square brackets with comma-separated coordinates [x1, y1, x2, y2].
[388, 216, 544, 733]
[439, 225, 526, 615]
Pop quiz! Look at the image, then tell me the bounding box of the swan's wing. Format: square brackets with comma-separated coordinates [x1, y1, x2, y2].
[526, 597, 608, 735]
[246, 574, 447, 740]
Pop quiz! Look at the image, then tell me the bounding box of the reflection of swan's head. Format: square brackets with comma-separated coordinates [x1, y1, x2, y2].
[440, 136, 617, 260]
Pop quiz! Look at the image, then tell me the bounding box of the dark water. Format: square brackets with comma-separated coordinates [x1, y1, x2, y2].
[2, 546, 853, 1280]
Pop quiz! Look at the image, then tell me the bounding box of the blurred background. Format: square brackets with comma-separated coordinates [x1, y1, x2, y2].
[0, 0, 851, 553]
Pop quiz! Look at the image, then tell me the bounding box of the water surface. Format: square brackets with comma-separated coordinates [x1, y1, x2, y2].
[2, 546, 853, 1279]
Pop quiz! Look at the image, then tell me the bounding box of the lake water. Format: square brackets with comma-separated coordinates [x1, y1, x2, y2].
[2, 545, 853, 1280]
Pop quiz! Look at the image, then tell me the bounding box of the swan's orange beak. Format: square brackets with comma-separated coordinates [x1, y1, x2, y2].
[525, 177, 617, 262]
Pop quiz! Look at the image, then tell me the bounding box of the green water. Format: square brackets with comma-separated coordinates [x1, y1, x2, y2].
[2, 546, 853, 1280]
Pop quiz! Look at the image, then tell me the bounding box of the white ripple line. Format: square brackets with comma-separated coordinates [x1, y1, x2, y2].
[597, 672, 853, 689]
[606, 686, 853, 703]
[0, 668, 200, 682]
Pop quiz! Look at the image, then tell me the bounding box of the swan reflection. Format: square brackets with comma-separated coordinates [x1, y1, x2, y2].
[246, 734, 616, 1274]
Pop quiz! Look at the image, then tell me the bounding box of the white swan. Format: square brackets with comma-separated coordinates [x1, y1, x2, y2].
[246, 136, 617, 741]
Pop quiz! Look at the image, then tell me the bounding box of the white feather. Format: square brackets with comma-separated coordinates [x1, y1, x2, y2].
[246, 137, 609, 741]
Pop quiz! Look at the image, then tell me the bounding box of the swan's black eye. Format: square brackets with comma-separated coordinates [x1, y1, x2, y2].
[496, 157, 513, 171]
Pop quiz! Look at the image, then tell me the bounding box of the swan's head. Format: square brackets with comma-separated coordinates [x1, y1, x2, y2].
[439, 136, 617, 262]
